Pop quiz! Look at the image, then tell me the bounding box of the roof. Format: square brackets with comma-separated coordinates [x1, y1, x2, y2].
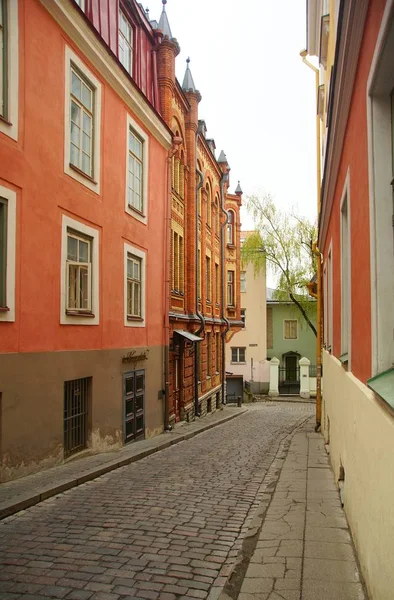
[174, 330, 203, 343]
[182, 58, 197, 92]
[158, 0, 172, 38]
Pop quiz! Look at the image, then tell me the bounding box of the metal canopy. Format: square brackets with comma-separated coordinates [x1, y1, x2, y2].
[174, 330, 203, 343]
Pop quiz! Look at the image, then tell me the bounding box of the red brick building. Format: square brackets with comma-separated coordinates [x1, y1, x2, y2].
[155, 4, 243, 425]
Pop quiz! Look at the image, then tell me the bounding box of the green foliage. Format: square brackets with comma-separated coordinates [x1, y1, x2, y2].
[242, 194, 318, 335]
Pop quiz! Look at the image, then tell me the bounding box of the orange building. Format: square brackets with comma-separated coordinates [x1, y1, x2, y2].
[155, 5, 243, 425]
[0, 0, 174, 481]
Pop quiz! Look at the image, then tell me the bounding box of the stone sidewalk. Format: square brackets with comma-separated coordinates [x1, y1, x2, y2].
[221, 423, 367, 600]
[0, 406, 247, 520]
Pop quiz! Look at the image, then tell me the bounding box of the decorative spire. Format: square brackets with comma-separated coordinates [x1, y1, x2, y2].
[182, 58, 197, 92]
[218, 150, 227, 163]
[158, 0, 172, 39]
[235, 181, 243, 195]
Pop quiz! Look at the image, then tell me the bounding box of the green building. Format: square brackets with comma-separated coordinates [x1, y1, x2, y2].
[266, 288, 317, 394]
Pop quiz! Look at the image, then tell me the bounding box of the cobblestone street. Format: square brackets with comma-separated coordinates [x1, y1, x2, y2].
[0, 403, 314, 600]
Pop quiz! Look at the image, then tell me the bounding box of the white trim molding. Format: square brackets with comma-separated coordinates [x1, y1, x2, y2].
[0, 184, 16, 322]
[60, 214, 100, 325]
[64, 46, 102, 194]
[367, 0, 394, 376]
[124, 241, 146, 328]
[0, 0, 19, 141]
[125, 113, 149, 225]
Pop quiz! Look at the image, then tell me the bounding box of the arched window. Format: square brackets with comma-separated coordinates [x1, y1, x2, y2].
[215, 194, 220, 234]
[206, 182, 212, 227]
[227, 210, 235, 245]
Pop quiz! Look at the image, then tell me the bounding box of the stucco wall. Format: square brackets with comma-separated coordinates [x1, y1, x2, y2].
[322, 350, 394, 600]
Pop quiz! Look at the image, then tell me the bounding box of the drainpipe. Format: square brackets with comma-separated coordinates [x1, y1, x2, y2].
[301, 50, 323, 432]
[194, 154, 205, 417]
[220, 174, 231, 405]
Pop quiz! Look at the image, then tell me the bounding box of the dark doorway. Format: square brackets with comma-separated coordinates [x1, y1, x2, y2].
[123, 370, 145, 444]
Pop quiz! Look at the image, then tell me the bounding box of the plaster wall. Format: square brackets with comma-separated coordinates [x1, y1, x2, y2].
[267, 304, 316, 366]
[322, 350, 394, 600]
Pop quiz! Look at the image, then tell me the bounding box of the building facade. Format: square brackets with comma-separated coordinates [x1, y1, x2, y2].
[306, 1, 394, 598]
[0, 0, 173, 482]
[155, 11, 243, 425]
[225, 232, 269, 395]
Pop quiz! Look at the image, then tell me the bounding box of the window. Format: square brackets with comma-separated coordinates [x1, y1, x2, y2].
[61, 216, 99, 325]
[284, 319, 298, 340]
[0, 186, 16, 322]
[124, 242, 146, 327]
[125, 114, 148, 223]
[0, 0, 18, 140]
[64, 47, 101, 194]
[215, 263, 219, 302]
[241, 308, 246, 325]
[231, 347, 246, 363]
[227, 210, 234, 245]
[119, 10, 133, 75]
[206, 183, 212, 227]
[0, 0, 7, 118]
[172, 230, 184, 293]
[207, 333, 212, 377]
[127, 253, 142, 319]
[206, 256, 211, 301]
[66, 230, 92, 313]
[240, 271, 246, 293]
[216, 332, 220, 372]
[227, 270, 234, 306]
[340, 184, 350, 361]
[64, 377, 90, 458]
[215, 195, 220, 234]
[73, 0, 85, 9]
[70, 67, 94, 178]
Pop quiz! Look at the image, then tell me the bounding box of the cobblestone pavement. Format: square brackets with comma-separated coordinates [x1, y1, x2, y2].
[0, 403, 314, 600]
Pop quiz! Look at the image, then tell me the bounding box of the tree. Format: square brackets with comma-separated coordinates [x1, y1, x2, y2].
[242, 194, 317, 336]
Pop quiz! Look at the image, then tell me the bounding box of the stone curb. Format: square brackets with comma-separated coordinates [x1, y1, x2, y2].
[0, 407, 248, 521]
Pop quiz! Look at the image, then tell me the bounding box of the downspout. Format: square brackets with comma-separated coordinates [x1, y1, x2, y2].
[194, 151, 205, 417]
[220, 174, 231, 405]
[300, 50, 323, 431]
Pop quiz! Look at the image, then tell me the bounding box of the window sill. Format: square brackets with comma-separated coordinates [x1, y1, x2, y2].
[0, 306, 10, 312]
[127, 204, 146, 218]
[69, 163, 97, 185]
[127, 315, 144, 322]
[368, 367, 394, 411]
[230, 361, 246, 365]
[172, 290, 184, 297]
[227, 243, 236, 249]
[0, 115, 12, 126]
[66, 310, 95, 318]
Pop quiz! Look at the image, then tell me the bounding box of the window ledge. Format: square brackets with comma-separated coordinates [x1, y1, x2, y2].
[367, 367, 394, 411]
[127, 315, 144, 322]
[0, 115, 12, 126]
[66, 310, 95, 318]
[172, 290, 184, 297]
[127, 204, 146, 218]
[0, 306, 10, 312]
[69, 163, 97, 185]
[230, 361, 246, 365]
[227, 243, 236, 249]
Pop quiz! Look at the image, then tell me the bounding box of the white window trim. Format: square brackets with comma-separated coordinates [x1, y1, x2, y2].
[231, 346, 246, 364]
[64, 46, 102, 194]
[0, 0, 18, 141]
[327, 241, 333, 352]
[124, 242, 146, 327]
[61, 215, 99, 325]
[340, 170, 352, 368]
[125, 113, 149, 224]
[283, 319, 298, 341]
[367, 0, 394, 375]
[0, 184, 16, 322]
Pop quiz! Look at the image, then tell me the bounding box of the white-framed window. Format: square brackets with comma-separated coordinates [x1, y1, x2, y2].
[231, 347, 246, 364]
[0, 0, 18, 141]
[241, 308, 246, 325]
[124, 242, 146, 327]
[64, 46, 102, 194]
[340, 175, 351, 364]
[127, 253, 142, 319]
[73, 0, 85, 10]
[227, 270, 234, 306]
[284, 319, 298, 340]
[240, 271, 246, 293]
[119, 10, 133, 76]
[125, 114, 149, 223]
[367, 12, 394, 375]
[61, 215, 99, 326]
[227, 210, 234, 245]
[0, 185, 16, 322]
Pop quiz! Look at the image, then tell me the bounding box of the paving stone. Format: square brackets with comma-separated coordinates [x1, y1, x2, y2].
[303, 558, 360, 583]
[302, 580, 366, 600]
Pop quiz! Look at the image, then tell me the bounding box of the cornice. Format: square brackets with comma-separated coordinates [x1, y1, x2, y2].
[41, 0, 172, 150]
[318, 0, 369, 248]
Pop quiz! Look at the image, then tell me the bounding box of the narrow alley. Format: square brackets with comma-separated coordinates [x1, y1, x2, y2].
[0, 404, 314, 600]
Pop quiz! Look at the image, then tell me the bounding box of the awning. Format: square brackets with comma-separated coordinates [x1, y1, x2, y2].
[174, 330, 203, 343]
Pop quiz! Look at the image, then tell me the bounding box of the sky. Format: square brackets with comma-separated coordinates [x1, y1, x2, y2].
[149, 0, 318, 230]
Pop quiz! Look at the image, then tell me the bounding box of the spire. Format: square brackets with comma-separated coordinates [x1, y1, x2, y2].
[182, 57, 197, 92]
[235, 181, 243, 195]
[218, 150, 227, 163]
[158, 0, 172, 39]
